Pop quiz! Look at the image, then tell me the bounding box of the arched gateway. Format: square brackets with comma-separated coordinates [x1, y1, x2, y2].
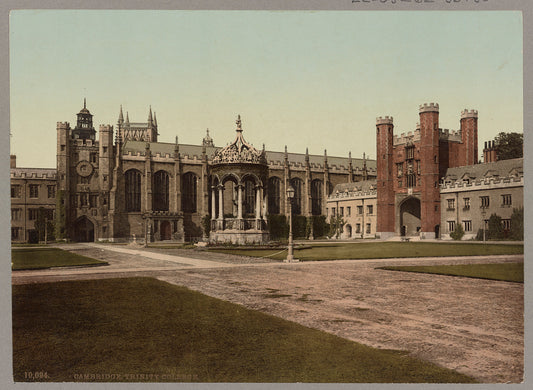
[209, 115, 269, 244]
[399, 197, 421, 237]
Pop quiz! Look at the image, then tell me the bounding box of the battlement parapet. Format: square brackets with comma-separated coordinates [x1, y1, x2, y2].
[328, 188, 377, 201]
[393, 129, 420, 145]
[57, 122, 70, 130]
[153, 152, 173, 159]
[11, 169, 57, 180]
[376, 116, 393, 125]
[461, 109, 478, 119]
[438, 128, 462, 142]
[74, 139, 97, 147]
[99, 124, 113, 132]
[440, 175, 523, 192]
[419, 103, 439, 113]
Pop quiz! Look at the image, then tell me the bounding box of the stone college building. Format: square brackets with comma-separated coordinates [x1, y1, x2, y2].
[11, 101, 523, 243]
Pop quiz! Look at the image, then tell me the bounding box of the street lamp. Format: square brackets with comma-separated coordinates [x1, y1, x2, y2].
[481, 208, 486, 242]
[285, 185, 298, 263]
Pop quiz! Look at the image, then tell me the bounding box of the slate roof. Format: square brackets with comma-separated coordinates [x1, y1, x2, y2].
[122, 140, 376, 170]
[443, 158, 523, 181]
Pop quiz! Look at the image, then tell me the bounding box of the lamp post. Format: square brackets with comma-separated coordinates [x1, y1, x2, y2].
[481, 208, 486, 242]
[285, 185, 298, 263]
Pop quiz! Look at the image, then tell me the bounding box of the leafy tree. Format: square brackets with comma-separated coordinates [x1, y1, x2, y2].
[328, 215, 346, 239]
[510, 207, 524, 241]
[450, 224, 465, 241]
[201, 215, 211, 238]
[268, 214, 288, 241]
[309, 215, 328, 239]
[487, 213, 504, 240]
[292, 215, 308, 239]
[35, 207, 54, 242]
[494, 132, 523, 160]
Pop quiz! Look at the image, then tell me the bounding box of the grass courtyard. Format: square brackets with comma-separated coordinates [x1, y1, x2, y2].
[12, 277, 476, 383]
[11, 248, 108, 270]
[377, 262, 523, 283]
[209, 242, 524, 261]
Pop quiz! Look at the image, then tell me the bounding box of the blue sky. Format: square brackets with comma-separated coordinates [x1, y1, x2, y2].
[10, 10, 523, 168]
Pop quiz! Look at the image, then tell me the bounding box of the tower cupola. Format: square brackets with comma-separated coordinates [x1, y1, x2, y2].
[72, 98, 96, 140]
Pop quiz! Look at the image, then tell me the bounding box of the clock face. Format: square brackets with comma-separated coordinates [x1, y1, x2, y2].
[76, 160, 94, 177]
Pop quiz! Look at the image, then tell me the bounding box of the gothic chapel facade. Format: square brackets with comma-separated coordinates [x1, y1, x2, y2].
[55, 101, 374, 243]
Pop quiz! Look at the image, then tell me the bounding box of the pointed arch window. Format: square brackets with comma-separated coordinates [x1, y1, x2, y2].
[182, 172, 198, 213]
[311, 179, 323, 215]
[290, 178, 303, 215]
[153, 170, 170, 211]
[243, 179, 256, 215]
[268, 177, 281, 215]
[125, 169, 142, 212]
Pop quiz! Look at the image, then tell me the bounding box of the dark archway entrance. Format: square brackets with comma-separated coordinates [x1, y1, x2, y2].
[74, 216, 94, 242]
[160, 221, 172, 241]
[399, 197, 421, 237]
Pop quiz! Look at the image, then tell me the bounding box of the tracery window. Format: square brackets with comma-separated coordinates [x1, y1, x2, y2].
[267, 177, 281, 215]
[311, 179, 322, 215]
[182, 172, 198, 213]
[243, 179, 256, 215]
[125, 169, 142, 212]
[153, 170, 170, 211]
[289, 178, 303, 215]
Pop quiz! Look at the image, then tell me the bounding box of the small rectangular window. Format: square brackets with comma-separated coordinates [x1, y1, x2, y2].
[357, 206, 363, 215]
[47, 185, 56, 198]
[463, 220, 472, 232]
[366, 223, 371, 234]
[447, 220, 456, 232]
[501, 194, 512, 207]
[463, 198, 470, 210]
[502, 219, 511, 231]
[11, 185, 21, 198]
[367, 205, 373, 215]
[11, 227, 21, 240]
[346, 207, 351, 217]
[29, 209, 38, 220]
[29, 185, 39, 198]
[447, 199, 455, 211]
[480, 196, 490, 208]
[11, 209, 21, 221]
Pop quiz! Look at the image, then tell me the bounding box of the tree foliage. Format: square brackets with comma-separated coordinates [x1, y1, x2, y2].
[487, 213, 504, 240]
[35, 207, 55, 242]
[495, 132, 523, 161]
[450, 224, 465, 241]
[328, 215, 346, 239]
[510, 207, 524, 241]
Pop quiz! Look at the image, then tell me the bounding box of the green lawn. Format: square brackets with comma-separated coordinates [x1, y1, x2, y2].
[209, 242, 523, 261]
[377, 262, 523, 283]
[11, 248, 108, 270]
[12, 277, 476, 383]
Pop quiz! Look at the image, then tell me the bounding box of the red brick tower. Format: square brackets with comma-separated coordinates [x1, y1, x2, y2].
[376, 116, 395, 238]
[418, 103, 440, 238]
[460, 109, 479, 166]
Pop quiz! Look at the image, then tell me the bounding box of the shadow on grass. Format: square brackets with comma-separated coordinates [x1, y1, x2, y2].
[377, 262, 523, 283]
[13, 277, 477, 383]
